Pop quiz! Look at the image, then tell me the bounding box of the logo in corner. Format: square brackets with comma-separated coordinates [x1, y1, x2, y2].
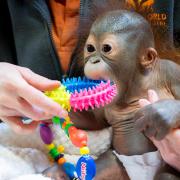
[126, 0, 154, 11]
[126, 0, 167, 27]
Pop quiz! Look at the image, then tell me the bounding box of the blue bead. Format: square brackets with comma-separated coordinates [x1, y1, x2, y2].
[62, 162, 78, 179]
[76, 155, 96, 180]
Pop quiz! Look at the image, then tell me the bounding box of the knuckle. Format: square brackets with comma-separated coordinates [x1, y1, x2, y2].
[1, 80, 16, 91]
[23, 67, 32, 74]
[15, 83, 28, 94]
[1, 80, 24, 95]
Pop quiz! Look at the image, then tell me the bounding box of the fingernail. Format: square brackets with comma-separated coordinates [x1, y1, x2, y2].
[21, 117, 33, 124]
[54, 80, 60, 84]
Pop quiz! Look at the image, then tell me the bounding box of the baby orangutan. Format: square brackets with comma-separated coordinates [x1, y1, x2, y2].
[83, 10, 180, 179]
[44, 10, 180, 180]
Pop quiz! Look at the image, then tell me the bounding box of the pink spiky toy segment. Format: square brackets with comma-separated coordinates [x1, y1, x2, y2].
[70, 80, 117, 111]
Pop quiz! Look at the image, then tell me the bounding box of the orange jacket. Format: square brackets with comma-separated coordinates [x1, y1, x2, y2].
[49, 0, 80, 73]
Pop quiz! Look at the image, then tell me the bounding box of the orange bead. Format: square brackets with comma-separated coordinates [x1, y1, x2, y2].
[58, 157, 66, 165]
[62, 122, 66, 129]
[68, 126, 77, 133]
[69, 128, 87, 147]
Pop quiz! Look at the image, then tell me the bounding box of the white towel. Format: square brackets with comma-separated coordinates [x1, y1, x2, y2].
[0, 123, 112, 180]
[114, 150, 164, 180]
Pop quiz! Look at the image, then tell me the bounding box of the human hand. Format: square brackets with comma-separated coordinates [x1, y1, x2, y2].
[135, 90, 180, 170]
[0, 63, 68, 134]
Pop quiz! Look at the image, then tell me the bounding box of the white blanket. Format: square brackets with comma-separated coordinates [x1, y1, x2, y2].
[114, 150, 164, 180]
[0, 123, 165, 180]
[0, 123, 112, 180]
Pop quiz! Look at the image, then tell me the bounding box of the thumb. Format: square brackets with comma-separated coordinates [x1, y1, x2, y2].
[17, 67, 60, 91]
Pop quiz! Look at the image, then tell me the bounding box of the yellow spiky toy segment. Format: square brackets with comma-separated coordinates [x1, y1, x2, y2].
[45, 85, 71, 111]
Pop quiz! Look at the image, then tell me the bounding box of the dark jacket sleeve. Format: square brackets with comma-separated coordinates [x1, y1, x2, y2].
[0, 0, 17, 64]
[174, 0, 180, 47]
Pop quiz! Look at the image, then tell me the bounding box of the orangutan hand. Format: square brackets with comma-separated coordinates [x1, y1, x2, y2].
[135, 97, 180, 140]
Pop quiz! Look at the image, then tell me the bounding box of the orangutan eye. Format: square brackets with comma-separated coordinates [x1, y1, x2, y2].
[86, 44, 96, 53]
[102, 44, 112, 53]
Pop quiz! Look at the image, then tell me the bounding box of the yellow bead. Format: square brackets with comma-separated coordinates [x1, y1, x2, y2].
[80, 146, 90, 155]
[65, 116, 70, 123]
[46, 143, 55, 150]
[58, 145, 65, 153]
[58, 157, 66, 165]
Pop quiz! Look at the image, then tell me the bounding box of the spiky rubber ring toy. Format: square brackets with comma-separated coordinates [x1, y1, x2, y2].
[40, 77, 117, 180]
[45, 77, 117, 112]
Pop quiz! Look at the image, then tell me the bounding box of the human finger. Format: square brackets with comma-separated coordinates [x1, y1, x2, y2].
[17, 67, 60, 91]
[0, 105, 24, 117]
[1, 116, 39, 134]
[17, 84, 68, 118]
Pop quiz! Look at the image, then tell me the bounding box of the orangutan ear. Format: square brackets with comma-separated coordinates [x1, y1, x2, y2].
[140, 47, 158, 69]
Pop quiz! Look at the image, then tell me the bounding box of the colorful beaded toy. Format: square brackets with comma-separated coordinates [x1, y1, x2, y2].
[39, 77, 117, 180]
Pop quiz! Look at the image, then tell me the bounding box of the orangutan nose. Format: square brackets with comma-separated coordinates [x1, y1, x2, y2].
[90, 58, 101, 64]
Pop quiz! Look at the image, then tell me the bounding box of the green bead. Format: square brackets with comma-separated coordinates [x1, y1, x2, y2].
[52, 116, 60, 124]
[64, 124, 73, 136]
[49, 147, 59, 158]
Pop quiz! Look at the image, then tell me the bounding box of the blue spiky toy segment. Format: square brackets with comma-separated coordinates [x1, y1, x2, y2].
[62, 77, 104, 93]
